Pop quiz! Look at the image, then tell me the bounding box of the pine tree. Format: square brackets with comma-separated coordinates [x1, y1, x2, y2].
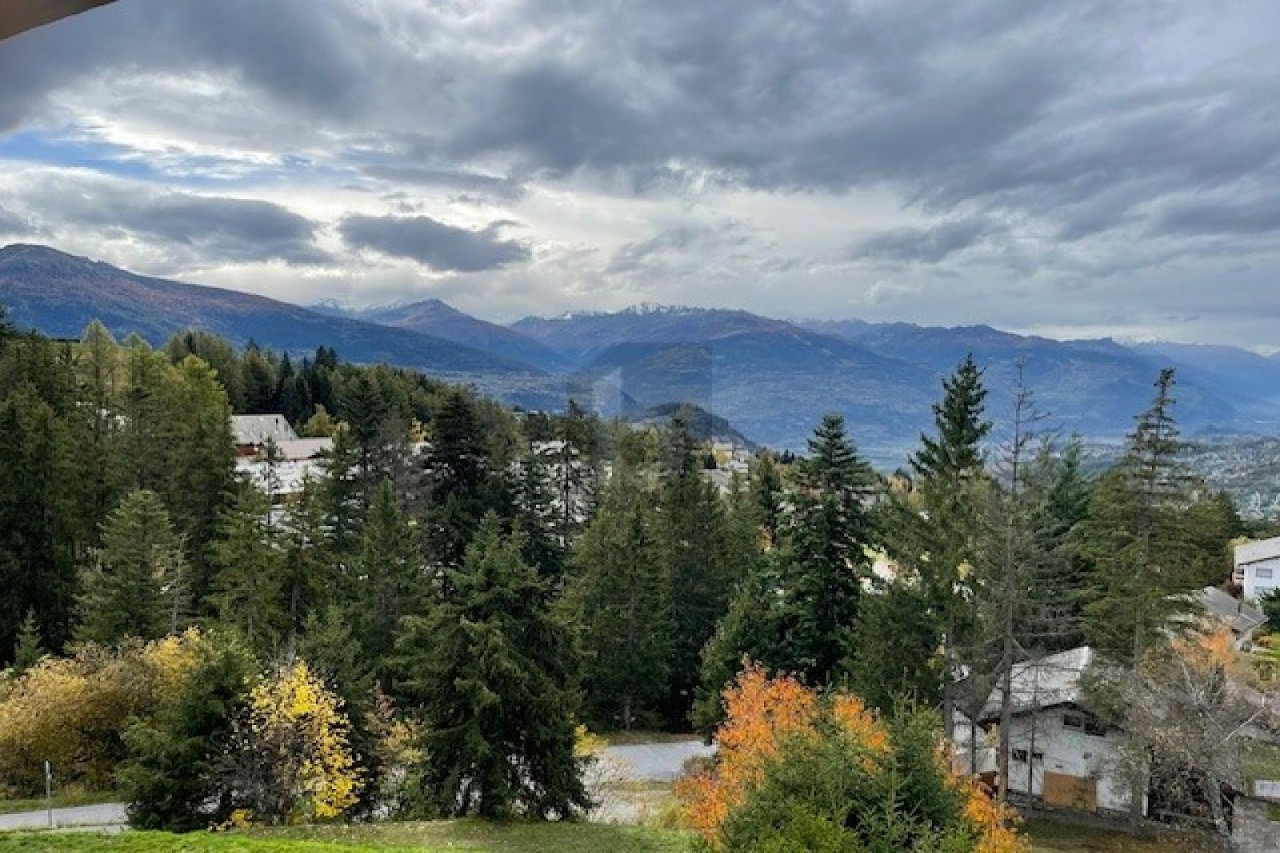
[164, 356, 237, 605]
[1081, 369, 1206, 665]
[78, 489, 188, 643]
[280, 478, 339, 652]
[323, 424, 367, 557]
[396, 515, 589, 819]
[697, 414, 878, 728]
[0, 385, 78, 658]
[209, 484, 288, 656]
[419, 388, 501, 575]
[76, 321, 122, 531]
[780, 413, 877, 684]
[658, 418, 737, 726]
[901, 356, 992, 737]
[564, 490, 670, 730]
[11, 609, 45, 674]
[512, 450, 565, 582]
[694, 549, 788, 734]
[750, 453, 784, 548]
[355, 480, 422, 683]
[846, 578, 944, 714]
[120, 635, 255, 831]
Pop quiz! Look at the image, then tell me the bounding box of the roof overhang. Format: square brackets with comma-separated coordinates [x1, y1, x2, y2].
[1, 1, 117, 41]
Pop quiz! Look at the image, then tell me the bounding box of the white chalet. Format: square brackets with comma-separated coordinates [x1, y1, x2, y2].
[956, 647, 1145, 816]
[1234, 537, 1280, 601]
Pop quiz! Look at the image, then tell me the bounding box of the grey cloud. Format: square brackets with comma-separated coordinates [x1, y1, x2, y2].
[606, 223, 756, 276]
[0, 205, 29, 234]
[339, 214, 531, 272]
[6, 0, 1280, 341]
[360, 165, 525, 200]
[855, 220, 997, 264]
[4, 174, 327, 265]
[1153, 191, 1280, 238]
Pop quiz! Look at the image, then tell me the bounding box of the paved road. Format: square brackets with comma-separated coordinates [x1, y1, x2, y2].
[0, 742, 713, 831]
[0, 802, 126, 831]
[602, 739, 714, 781]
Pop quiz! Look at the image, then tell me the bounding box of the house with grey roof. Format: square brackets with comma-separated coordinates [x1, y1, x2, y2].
[954, 647, 1146, 816]
[1196, 586, 1267, 649]
[1234, 537, 1280, 602]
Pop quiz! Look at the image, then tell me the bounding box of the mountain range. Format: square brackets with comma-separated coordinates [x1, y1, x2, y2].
[4, 244, 1279, 466]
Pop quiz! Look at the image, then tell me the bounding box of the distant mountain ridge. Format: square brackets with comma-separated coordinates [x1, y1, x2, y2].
[317, 298, 569, 372]
[6, 243, 1280, 465]
[0, 244, 565, 410]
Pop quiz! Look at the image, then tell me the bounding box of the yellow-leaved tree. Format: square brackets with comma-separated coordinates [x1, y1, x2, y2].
[0, 631, 202, 795]
[218, 660, 361, 824]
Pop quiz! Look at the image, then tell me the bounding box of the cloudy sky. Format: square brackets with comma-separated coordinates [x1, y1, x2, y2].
[2, 0, 1279, 347]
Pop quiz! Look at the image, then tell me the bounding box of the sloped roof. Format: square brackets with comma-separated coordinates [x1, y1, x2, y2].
[1235, 536, 1280, 567]
[231, 414, 299, 446]
[1198, 586, 1267, 636]
[976, 646, 1096, 723]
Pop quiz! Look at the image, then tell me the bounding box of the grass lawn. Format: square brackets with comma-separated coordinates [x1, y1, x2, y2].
[0, 821, 693, 852]
[1024, 815, 1223, 852]
[0, 791, 119, 816]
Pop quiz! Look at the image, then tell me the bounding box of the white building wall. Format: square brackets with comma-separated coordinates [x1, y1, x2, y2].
[1242, 556, 1280, 600]
[971, 711, 1143, 814]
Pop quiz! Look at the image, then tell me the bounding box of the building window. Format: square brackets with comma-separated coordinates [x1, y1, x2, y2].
[1064, 712, 1107, 737]
[1012, 749, 1043, 763]
[1258, 567, 1274, 580]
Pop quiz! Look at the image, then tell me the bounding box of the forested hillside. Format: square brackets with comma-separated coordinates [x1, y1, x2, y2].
[0, 307, 1246, 842]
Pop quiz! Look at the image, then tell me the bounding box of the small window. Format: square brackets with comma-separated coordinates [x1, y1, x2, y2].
[1063, 713, 1083, 730]
[1011, 749, 1042, 762]
[1258, 567, 1274, 580]
[1084, 719, 1107, 737]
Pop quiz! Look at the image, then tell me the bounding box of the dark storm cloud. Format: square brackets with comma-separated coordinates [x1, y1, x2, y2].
[854, 220, 998, 264]
[338, 214, 531, 272]
[5, 0, 1280, 329]
[3, 174, 327, 265]
[8, 2, 1280, 221]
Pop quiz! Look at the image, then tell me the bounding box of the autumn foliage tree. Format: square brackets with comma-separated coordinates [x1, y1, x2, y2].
[677, 664, 1024, 852]
[218, 661, 362, 824]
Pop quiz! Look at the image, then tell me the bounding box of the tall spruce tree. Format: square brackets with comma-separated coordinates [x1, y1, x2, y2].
[396, 516, 589, 818]
[782, 413, 877, 684]
[902, 355, 992, 736]
[0, 385, 78, 658]
[658, 418, 737, 726]
[1081, 369, 1206, 665]
[209, 484, 288, 656]
[355, 480, 422, 685]
[78, 489, 188, 643]
[697, 413, 877, 728]
[564, 485, 670, 730]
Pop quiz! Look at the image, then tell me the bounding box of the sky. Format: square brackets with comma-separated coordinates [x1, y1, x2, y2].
[1, 0, 1280, 348]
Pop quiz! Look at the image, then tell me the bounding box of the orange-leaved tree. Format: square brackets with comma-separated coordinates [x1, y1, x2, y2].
[676, 662, 1024, 852]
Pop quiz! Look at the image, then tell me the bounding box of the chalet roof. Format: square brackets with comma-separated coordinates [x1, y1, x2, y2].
[275, 438, 333, 461]
[231, 414, 299, 446]
[1235, 536, 1280, 567]
[1198, 586, 1267, 636]
[976, 646, 1096, 723]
